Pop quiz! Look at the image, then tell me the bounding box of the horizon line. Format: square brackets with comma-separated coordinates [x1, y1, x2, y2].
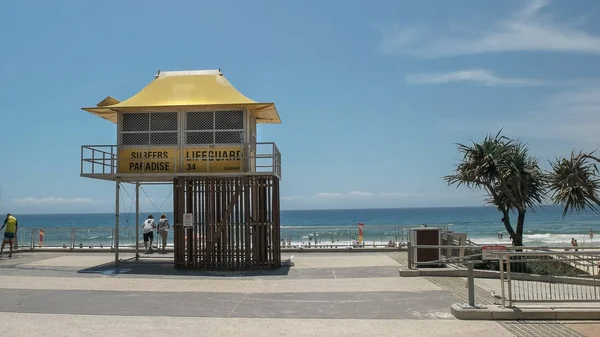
[9, 204, 565, 216]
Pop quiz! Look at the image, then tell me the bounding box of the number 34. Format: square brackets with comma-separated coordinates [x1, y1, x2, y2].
[186, 163, 196, 170]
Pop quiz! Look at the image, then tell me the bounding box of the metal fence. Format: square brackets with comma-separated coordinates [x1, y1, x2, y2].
[279, 225, 413, 249]
[14, 224, 453, 251]
[496, 250, 600, 307]
[406, 243, 600, 307]
[15, 227, 140, 250]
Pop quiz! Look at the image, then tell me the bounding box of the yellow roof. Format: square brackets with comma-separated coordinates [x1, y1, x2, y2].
[82, 69, 281, 124]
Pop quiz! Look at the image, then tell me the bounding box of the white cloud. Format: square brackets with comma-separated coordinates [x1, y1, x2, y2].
[316, 191, 375, 198]
[312, 191, 428, 199]
[348, 191, 375, 197]
[382, 0, 600, 57]
[11, 197, 101, 206]
[405, 69, 557, 87]
[378, 192, 424, 198]
[315, 192, 344, 198]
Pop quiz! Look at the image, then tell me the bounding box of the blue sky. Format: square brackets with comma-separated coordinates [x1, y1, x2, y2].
[2, 0, 600, 214]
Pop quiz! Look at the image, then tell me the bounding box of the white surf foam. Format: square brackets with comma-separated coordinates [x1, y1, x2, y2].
[470, 233, 596, 247]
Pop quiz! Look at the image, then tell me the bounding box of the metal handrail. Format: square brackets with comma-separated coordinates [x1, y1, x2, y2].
[412, 244, 600, 251]
[281, 225, 410, 229]
[493, 250, 600, 256]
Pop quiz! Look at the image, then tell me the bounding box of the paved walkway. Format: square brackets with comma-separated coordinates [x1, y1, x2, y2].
[0, 252, 596, 336]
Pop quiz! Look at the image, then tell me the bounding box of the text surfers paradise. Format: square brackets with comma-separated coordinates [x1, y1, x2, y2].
[126, 149, 242, 171]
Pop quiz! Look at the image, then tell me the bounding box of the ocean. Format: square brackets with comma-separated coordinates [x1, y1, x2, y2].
[6, 205, 599, 249]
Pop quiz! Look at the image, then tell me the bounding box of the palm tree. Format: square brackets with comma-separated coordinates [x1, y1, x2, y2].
[548, 150, 600, 218]
[444, 131, 546, 246]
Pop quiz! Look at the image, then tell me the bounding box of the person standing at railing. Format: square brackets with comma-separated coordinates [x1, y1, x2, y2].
[142, 215, 157, 254]
[158, 214, 170, 254]
[0, 213, 18, 258]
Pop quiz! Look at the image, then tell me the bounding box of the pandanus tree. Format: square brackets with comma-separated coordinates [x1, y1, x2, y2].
[445, 131, 600, 247]
[443, 132, 546, 246]
[548, 151, 600, 219]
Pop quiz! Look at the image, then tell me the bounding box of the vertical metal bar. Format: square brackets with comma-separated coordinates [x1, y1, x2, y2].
[91, 149, 95, 175]
[244, 178, 251, 266]
[594, 254, 598, 300]
[186, 179, 194, 267]
[586, 255, 592, 300]
[235, 178, 240, 268]
[115, 180, 120, 265]
[80, 146, 84, 175]
[30, 229, 35, 249]
[194, 179, 199, 267]
[135, 182, 140, 261]
[519, 258, 524, 302]
[110, 228, 114, 249]
[467, 261, 475, 307]
[549, 272, 554, 301]
[500, 255, 505, 307]
[407, 242, 413, 269]
[273, 177, 280, 267]
[229, 178, 234, 268]
[563, 269, 568, 302]
[577, 261, 583, 301]
[173, 178, 180, 267]
[577, 257, 583, 300]
[71, 228, 75, 249]
[507, 255, 512, 307]
[533, 262, 538, 301]
[199, 179, 203, 267]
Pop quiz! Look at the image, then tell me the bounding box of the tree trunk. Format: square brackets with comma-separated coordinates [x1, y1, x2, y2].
[501, 208, 516, 241]
[514, 209, 526, 247]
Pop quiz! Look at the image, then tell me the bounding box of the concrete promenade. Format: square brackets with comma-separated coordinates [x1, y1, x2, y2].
[0, 251, 596, 336]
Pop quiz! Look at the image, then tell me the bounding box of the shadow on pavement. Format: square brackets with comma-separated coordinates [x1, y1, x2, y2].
[77, 258, 291, 277]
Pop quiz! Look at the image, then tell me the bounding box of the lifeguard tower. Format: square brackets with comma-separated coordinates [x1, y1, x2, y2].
[80, 69, 282, 269]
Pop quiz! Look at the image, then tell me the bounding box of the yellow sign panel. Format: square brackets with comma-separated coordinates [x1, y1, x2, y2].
[117, 147, 243, 174]
[183, 147, 242, 173]
[118, 148, 178, 174]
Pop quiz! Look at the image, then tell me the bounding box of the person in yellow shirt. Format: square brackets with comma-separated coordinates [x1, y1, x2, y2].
[1, 213, 18, 258]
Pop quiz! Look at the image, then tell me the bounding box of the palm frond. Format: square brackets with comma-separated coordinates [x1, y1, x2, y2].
[444, 131, 547, 213]
[547, 150, 600, 218]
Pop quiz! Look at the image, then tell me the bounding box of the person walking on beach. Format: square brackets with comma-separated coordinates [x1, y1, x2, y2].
[158, 214, 170, 254]
[142, 215, 156, 253]
[570, 238, 580, 251]
[0, 213, 18, 258]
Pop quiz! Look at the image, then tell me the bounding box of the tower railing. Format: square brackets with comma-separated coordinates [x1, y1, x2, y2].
[80, 142, 282, 180]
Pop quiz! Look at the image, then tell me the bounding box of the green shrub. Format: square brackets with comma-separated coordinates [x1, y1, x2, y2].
[462, 249, 582, 276]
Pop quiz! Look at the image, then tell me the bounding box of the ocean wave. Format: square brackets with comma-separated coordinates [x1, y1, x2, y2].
[470, 232, 596, 246]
